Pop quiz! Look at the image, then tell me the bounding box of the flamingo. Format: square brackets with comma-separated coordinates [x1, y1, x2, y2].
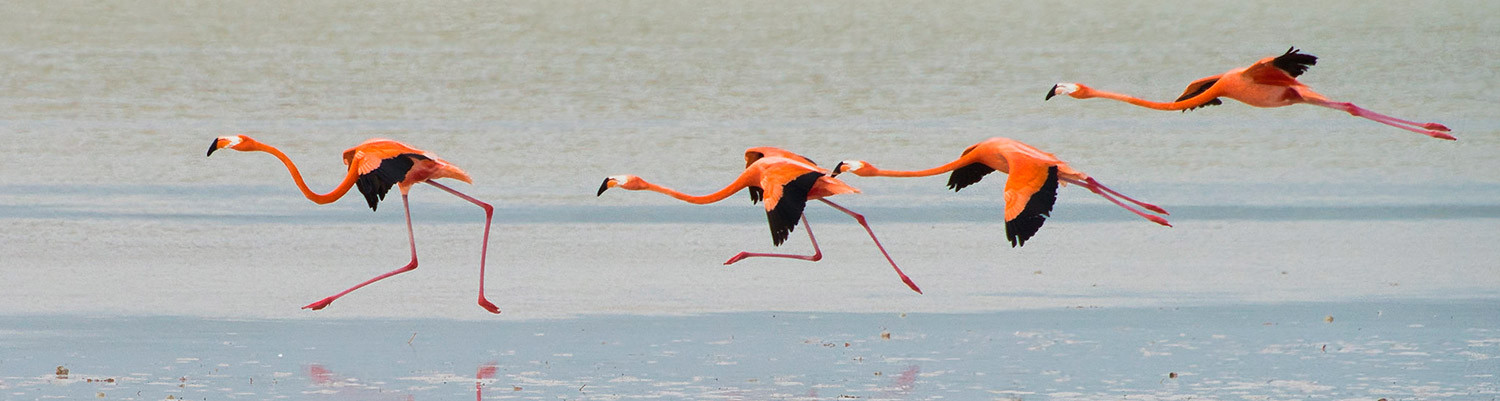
[832, 137, 1170, 247]
[596, 148, 922, 294]
[1045, 47, 1455, 140]
[206, 135, 500, 313]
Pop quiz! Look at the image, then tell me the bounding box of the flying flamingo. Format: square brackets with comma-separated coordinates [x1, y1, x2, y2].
[1045, 47, 1455, 140]
[832, 137, 1170, 247]
[207, 135, 501, 313]
[596, 148, 922, 294]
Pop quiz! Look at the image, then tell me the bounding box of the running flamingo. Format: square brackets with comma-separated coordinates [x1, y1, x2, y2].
[597, 148, 922, 293]
[207, 135, 500, 313]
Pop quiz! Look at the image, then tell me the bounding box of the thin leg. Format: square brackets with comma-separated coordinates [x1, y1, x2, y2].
[723, 215, 822, 265]
[303, 194, 420, 311]
[819, 199, 923, 294]
[426, 181, 500, 314]
[1062, 178, 1172, 227]
[1064, 177, 1170, 214]
[1309, 101, 1455, 140]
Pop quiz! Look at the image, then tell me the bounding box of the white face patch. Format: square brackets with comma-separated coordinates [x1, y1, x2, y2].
[218, 135, 243, 148]
[1052, 83, 1080, 96]
[840, 160, 865, 172]
[605, 175, 634, 188]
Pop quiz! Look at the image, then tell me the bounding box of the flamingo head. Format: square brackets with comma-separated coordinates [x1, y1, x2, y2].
[206, 135, 252, 156]
[1045, 82, 1086, 100]
[597, 175, 646, 196]
[830, 160, 873, 177]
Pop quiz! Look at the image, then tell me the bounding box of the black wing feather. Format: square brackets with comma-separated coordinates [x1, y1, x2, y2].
[355, 153, 429, 211]
[1272, 47, 1317, 78]
[1175, 78, 1224, 112]
[947, 163, 995, 192]
[1005, 166, 1059, 248]
[748, 186, 763, 204]
[766, 172, 822, 246]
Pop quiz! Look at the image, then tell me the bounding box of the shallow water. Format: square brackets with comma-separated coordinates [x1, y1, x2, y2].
[4, 301, 1497, 401]
[1, 1, 1498, 399]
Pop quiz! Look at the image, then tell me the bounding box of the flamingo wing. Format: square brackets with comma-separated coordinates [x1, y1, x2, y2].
[1002, 161, 1059, 248]
[746, 147, 817, 168]
[1242, 47, 1316, 86]
[1270, 47, 1317, 77]
[762, 171, 822, 246]
[745, 147, 814, 205]
[945, 143, 994, 191]
[1175, 75, 1224, 111]
[354, 153, 430, 211]
[947, 163, 995, 191]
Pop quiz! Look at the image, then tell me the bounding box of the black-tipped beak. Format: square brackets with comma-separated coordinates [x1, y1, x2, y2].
[1044, 84, 1060, 101]
[596, 178, 613, 196]
[206, 138, 223, 157]
[830, 161, 847, 177]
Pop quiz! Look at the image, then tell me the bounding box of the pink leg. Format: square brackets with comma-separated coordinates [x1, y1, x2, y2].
[1309, 101, 1455, 140]
[1062, 178, 1172, 227]
[303, 194, 420, 311]
[426, 181, 500, 314]
[723, 215, 822, 265]
[1064, 177, 1170, 215]
[818, 199, 923, 294]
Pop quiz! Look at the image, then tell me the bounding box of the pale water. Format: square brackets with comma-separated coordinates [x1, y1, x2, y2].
[1, 1, 1497, 399]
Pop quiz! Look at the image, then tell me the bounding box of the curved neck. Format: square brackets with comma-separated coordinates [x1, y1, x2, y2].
[641, 177, 748, 205]
[866, 155, 981, 177]
[1083, 88, 1206, 111]
[245, 141, 359, 204]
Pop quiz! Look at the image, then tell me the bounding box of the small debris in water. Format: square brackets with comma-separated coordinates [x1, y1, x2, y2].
[55, 366, 69, 378]
[1324, 315, 1334, 323]
[880, 331, 891, 340]
[1169, 372, 1178, 379]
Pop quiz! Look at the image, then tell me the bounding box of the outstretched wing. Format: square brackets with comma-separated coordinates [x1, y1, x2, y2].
[947, 163, 995, 191]
[764, 172, 822, 246]
[1175, 75, 1224, 111]
[354, 153, 429, 211]
[1002, 162, 1059, 248]
[744, 147, 814, 205]
[1270, 47, 1317, 77]
[945, 143, 994, 191]
[1242, 47, 1316, 86]
[745, 148, 816, 168]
